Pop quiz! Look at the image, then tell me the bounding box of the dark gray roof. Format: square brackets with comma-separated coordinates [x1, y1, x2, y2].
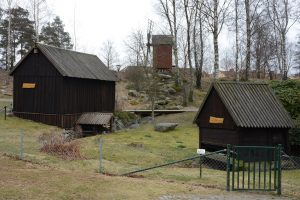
[11, 43, 117, 81]
[152, 35, 173, 45]
[194, 82, 294, 128]
[77, 112, 113, 125]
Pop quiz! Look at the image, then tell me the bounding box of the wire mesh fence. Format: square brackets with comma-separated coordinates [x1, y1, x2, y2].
[0, 127, 299, 194]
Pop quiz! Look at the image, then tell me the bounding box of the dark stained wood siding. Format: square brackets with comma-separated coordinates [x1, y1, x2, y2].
[238, 128, 289, 151]
[13, 51, 62, 114]
[12, 49, 116, 128]
[200, 128, 239, 150]
[61, 77, 115, 114]
[196, 88, 236, 130]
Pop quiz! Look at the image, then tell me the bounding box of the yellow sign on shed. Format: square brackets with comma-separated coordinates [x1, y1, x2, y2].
[209, 116, 224, 124]
[22, 83, 36, 89]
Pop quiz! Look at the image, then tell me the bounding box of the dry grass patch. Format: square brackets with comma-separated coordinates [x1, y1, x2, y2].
[39, 130, 84, 160]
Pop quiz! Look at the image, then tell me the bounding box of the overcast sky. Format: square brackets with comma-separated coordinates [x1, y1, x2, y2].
[48, 0, 159, 64]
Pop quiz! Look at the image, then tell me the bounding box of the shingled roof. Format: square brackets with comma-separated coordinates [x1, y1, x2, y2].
[10, 43, 117, 81]
[194, 82, 294, 128]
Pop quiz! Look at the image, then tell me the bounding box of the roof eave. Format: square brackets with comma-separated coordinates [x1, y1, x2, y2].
[193, 83, 214, 124]
[9, 47, 34, 76]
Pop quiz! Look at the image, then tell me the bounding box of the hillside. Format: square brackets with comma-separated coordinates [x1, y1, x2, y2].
[0, 113, 299, 199]
[0, 70, 13, 98]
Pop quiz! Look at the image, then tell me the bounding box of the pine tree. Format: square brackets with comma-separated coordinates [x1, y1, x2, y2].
[39, 16, 73, 49]
[0, 7, 34, 69]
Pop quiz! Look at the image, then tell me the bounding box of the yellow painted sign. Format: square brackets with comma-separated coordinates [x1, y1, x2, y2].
[22, 83, 36, 89]
[209, 116, 224, 124]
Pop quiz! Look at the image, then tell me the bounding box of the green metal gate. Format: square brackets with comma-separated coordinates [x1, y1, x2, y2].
[227, 144, 282, 195]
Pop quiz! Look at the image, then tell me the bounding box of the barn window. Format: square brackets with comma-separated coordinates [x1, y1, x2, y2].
[22, 83, 36, 89]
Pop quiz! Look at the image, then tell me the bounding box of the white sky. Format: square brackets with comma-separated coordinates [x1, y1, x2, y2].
[48, 0, 159, 64]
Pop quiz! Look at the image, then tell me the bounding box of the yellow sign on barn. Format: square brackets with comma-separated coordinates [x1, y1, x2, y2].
[209, 116, 224, 124]
[22, 83, 36, 89]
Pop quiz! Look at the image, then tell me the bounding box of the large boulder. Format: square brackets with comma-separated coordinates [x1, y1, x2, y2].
[128, 90, 139, 97]
[158, 73, 172, 79]
[154, 123, 178, 132]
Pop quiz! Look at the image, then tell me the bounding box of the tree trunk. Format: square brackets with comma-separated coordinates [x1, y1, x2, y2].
[172, 0, 180, 86]
[7, 2, 12, 71]
[184, 0, 193, 102]
[245, 0, 251, 81]
[213, 1, 219, 79]
[282, 31, 288, 80]
[213, 31, 219, 79]
[235, 0, 239, 81]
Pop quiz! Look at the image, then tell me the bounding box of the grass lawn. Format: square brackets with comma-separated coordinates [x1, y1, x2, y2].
[0, 113, 299, 199]
[0, 156, 225, 200]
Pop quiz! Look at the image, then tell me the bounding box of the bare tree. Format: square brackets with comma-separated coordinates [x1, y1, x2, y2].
[234, 0, 240, 81]
[266, 0, 299, 80]
[202, 0, 232, 79]
[156, 0, 180, 85]
[193, 0, 204, 89]
[183, 0, 194, 102]
[124, 29, 146, 67]
[101, 40, 119, 70]
[28, 0, 48, 42]
[242, 0, 263, 80]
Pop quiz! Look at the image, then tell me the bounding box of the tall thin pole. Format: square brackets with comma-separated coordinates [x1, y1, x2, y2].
[7, 0, 12, 71]
[73, 0, 77, 51]
[99, 139, 103, 173]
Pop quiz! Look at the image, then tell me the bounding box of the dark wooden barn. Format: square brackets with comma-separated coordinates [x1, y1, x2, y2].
[194, 82, 294, 151]
[10, 43, 117, 129]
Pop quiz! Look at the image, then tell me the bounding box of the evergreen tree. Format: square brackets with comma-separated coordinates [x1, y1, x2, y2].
[0, 7, 34, 69]
[39, 16, 73, 49]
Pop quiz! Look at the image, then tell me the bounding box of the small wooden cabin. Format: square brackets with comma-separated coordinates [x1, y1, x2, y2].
[10, 43, 117, 129]
[194, 82, 294, 151]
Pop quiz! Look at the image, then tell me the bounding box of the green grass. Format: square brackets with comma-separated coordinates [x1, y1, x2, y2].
[0, 112, 300, 199]
[0, 100, 12, 108]
[0, 156, 223, 200]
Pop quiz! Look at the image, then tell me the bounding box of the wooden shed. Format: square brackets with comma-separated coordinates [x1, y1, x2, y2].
[10, 43, 117, 129]
[194, 82, 294, 152]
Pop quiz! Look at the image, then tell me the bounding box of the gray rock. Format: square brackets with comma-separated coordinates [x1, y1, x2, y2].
[128, 90, 139, 97]
[158, 73, 172, 79]
[156, 100, 168, 105]
[129, 123, 139, 129]
[154, 123, 178, 132]
[140, 116, 153, 124]
[168, 87, 176, 94]
[175, 105, 184, 110]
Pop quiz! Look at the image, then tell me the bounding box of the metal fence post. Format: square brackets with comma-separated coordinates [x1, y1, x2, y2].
[4, 106, 7, 120]
[227, 144, 231, 191]
[99, 139, 103, 173]
[20, 131, 24, 159]
[199, 155, 202, 178]
[277, 144, 282, 195]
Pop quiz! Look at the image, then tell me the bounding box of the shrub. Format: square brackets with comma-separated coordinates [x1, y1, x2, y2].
[114, 111, 137, 124]
[38, 131, 84, 160]
[270, 80, 300, 145]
